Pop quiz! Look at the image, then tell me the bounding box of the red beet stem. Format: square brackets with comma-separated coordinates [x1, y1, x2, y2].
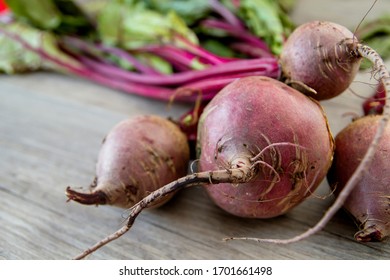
[200, 19, 272, 54]
[0, 26, 280, 103]
[77, 54, 279, 86]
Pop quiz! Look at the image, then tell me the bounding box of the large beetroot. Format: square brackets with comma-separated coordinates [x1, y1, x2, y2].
[197, 76, 335, 218]
[328, 115, 390, 242]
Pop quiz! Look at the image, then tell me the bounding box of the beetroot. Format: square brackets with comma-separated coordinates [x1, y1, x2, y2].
[66, 115, 190, 208]
[197, 76, 335, 218]
[328, 115, 390, 242]
[280, 21, 362, 100]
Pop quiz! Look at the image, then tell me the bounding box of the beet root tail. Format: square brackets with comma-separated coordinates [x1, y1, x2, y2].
[354, 224, 389, 242]
[66, 186, 108, 205]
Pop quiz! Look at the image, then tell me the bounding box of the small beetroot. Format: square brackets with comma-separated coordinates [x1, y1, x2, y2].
[66, 115, 190, 208]
[280, 21, 362, 100]
[328, 115, 390, 242]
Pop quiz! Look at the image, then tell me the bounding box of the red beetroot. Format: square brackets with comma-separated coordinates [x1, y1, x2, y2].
[197, 76, 335, 218]
[280, 21, 362, 100]
[328, 115, 390, 242]
[66, 115, 190, 208]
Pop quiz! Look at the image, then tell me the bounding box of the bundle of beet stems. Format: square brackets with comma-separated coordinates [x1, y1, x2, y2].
[0, 0, 287, 141]
[0, 0, 283, 103]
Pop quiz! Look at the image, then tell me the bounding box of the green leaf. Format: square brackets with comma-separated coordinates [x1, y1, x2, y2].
[143, 0, 211, 26]
[0, 22, 83, 74]
[6, 0, 94, 36]
[357, 14, 390, 69]
[201, 39, 236, 58]
[6, 0, 62, 29]
[134, 53, 173, 74]
[360, 36, 390, 69]
[223, 0, 294, 55]
[97, 1, 198, 49]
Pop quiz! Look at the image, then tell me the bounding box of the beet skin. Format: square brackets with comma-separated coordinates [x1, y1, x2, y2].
[280, 21, 362, 100]
[67, 115, 190, 208]
[328, 115, 390, 242]
[197, 76, 335, 218]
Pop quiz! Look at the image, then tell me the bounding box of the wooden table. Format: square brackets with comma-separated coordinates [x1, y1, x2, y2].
[1, 0, 390, 260]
